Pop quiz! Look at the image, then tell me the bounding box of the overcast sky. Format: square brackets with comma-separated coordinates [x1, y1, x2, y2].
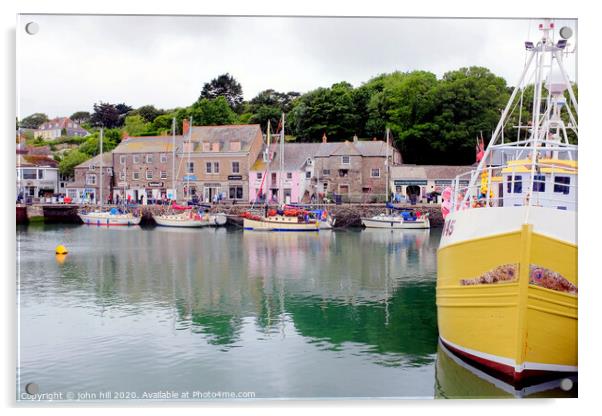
[16, 15, 577, 119]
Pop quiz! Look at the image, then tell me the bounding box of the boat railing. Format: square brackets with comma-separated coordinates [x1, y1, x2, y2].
[450, 160, 577, 213]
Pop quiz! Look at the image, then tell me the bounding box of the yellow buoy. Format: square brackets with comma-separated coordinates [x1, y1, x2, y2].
[55, 245, 68, 255]
[55, 254, 67, 264]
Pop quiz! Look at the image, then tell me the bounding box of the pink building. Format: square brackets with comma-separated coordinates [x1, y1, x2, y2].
[249, 143, 322, 204]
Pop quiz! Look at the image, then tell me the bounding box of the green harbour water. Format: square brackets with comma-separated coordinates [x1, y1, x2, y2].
[16, 224, 575, 400]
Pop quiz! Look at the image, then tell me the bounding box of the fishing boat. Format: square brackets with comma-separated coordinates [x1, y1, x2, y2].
[78, 128, 141, 226]
[436, 20, 577, 384]
[361, 204, 430, 229]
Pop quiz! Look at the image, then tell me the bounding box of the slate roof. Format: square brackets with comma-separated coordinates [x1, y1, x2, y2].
[17, 154, 58, 168]
[113, 135, 183, 154]
[75, 152, 114, 169]
[252, 142, 323, 171]
[391, 165, 473, 180]
[314, 140, 394, 157]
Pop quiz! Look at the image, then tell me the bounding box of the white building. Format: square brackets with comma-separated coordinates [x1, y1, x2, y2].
[16, 153, 59, 202]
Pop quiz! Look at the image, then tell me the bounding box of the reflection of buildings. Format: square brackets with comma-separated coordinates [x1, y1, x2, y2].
[30, 227, 439, 362]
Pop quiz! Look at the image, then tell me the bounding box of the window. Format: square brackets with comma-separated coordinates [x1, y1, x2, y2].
[284, 188, 292, 199]
[506, 175, 522, 194]
[257, 172, 263, 179]
[554, 176, 571, 195]
[120, 171, 126, 180]
[323, 182, 328, 191]
[286, 172, 292, 180]
[232, 161, 240, 174]
[133, 172, 140, 180]
[160, 171, 167, 179]
[160, 153, 167, 163]
[133, 155, 140, 164]
[229, 186, 244, 200]
[86, 174, 97, 185]
[107, 168, 112, 175]
[341, 156, 350, 164]
[371, 168, 380, 178]
[533, 174, 546, 192]
[38, 169, 44, 179]
[23, 169, 36, 179]
[306, 171, 311, 179]
[120, 155, 126, 165]
[322, 169, 330, 176]
[146, 170, 153, 180]
[203, 143, 211, 152]
[146, 154, 153, 164]
[213, 162, 220, 173]
[362, 187, 372, 193]
[272, 173, 277, 182]
[206, 162, 212, 174]
[339, 169, 349, 177]
[186, 162, 195, 174]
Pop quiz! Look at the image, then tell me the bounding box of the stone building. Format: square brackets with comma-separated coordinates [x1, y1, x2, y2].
[177, 124, 263, 203]
[65, 153, 114, 204]
[111, 135, 183, 203]
[312, 137, 401, 203]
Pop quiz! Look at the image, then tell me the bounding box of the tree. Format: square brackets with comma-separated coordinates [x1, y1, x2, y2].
[289, 82, 359, 141]
[247, 89, 301, 131]
[19, 113, 48, 129]
[90, 102, 121, 128]
[200, 73, 244, 112]
[79, 130, 119, 156]
[427, 66, 508, 164]
[152, 113, 178, 135]
[188, 96, 237, 126]
[124, 115, 151, 136]
[134, 105, 165, 123]
[59, 149, 90, 177]
[70, 111, 91, 124]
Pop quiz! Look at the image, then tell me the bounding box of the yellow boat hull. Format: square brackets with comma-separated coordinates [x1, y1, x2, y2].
[437, 208, 577, 383]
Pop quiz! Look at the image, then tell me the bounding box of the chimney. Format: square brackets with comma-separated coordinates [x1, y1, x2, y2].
[183, 119, 190, 136]
[322, 132, 327, 143]
[353, 134, 359, 142]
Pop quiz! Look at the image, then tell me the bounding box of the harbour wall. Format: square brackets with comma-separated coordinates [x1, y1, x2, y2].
[19, 203, 444, 228]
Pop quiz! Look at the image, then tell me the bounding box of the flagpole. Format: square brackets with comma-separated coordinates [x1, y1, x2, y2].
[171, 117, 176, 201]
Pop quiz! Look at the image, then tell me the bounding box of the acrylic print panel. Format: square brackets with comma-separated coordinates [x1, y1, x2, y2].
[16, 14, 578, 402]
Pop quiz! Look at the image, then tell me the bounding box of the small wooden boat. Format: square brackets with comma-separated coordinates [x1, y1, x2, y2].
[242, 208, 320, 232]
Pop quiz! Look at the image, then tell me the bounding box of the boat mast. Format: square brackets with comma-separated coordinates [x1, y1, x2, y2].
[280, 113, 285, 204]
[171, 117, 176, 201]
[186, 116, 192, 202]
[99, 127, 103, 207]
[385, 127, 390, 203]
[266, 119, 271, 205]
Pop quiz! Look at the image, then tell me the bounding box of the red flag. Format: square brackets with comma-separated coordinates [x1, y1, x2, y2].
[476, 136, 485, 162]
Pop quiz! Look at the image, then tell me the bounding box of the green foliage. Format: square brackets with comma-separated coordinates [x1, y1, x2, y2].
[79, 131, 119, 156]
[133, 105, 165, 123]
[246, 89, 300, 131]
[200, 73, 243, 112]
[151, 113, 178, 135]
[59, 149, 91, 176]
[70, 111, 91, 123]
[187, 96, 237, 126]
[19, 113, 48, 129]
[289, 82, 359, 142]
[124, 114, 151, 136]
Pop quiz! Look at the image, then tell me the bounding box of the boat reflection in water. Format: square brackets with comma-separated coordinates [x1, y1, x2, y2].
[435, 340, 577, 399]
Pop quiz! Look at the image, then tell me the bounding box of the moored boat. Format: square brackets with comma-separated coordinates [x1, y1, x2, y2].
[242, 208, 321, 232]
[436, 20, 578, 384]
[79, 208, 141, 226]
[361, 209, 430, 229]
